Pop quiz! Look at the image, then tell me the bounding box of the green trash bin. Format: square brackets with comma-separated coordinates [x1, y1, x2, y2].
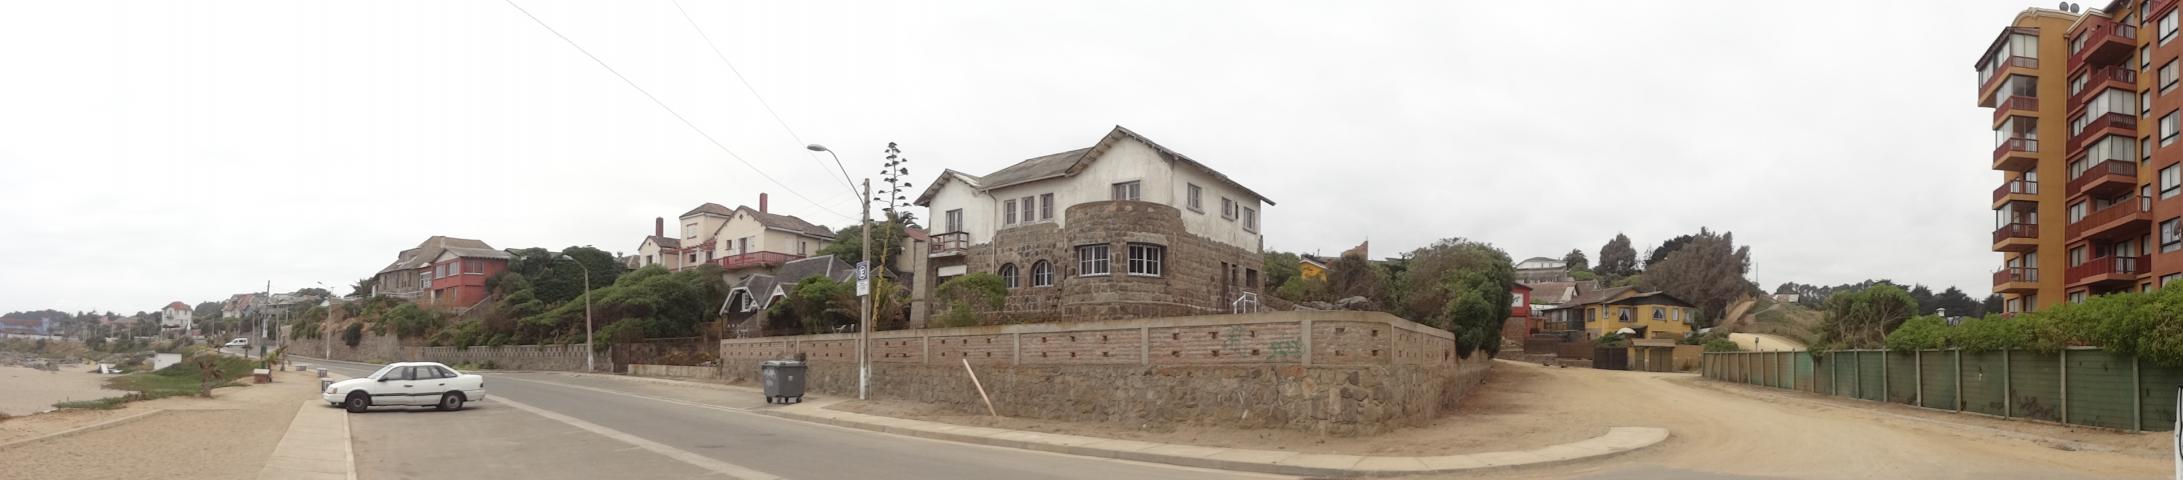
[761, 360, 807, 404]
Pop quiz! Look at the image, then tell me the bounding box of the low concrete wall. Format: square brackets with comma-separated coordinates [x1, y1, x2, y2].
[284, 326, 591, 371]
[722, 311, 1491, 436]
[629, 363, 722, 381]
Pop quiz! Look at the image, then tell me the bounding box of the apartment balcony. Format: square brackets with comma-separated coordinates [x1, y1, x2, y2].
[1993, 222, 2040, 252]
[2066, 159, 2136, 198]
[930, 232, 969, 257]
[2065, 255, 2147, 288]
[1979, 56, 2039, 105]
[2068, 112, 2137, 150]
[1993, 179, 2039, 209]
[1993, 266, 2041, 294]
[717, 251, 802, 270]
[2067, 67, 2136, 116]
[1993, 96, 2039, 126]
[2065, 196, 2152, 241]
[2070, 22, 2137, 68]
[1993, 137, 2040, 171]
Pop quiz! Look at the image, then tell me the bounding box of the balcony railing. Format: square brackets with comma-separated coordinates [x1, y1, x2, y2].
[2066, 159, 2135, 197]
[2070, 22, 2138, 66]
[1994, 137, 2038, 160]
[1980, 56, 2039, 94]
[931, 231, 970, 256]
[1994, 179, 2038, 202]
[1994, 96, 2039, 123]
[2065, 196, 2153, 239]
[2069, 67, 2137, 108]
[1993, 222, 2038, 243]
[2069, 113, 2136, 149]
[2066, 255, 2147, 285]
[1994, 266, 2040, 285]
[717, 251, 802, 270]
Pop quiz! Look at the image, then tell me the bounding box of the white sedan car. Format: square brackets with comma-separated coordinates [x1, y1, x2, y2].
[323, 362, 486, 413]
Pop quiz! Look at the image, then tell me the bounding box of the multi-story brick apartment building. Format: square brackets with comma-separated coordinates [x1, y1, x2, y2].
[1981, 3, 2183, 313]
[911, 125, 1273, 323]
[631, 194, 836, 285]
[370, 236, 511, 308]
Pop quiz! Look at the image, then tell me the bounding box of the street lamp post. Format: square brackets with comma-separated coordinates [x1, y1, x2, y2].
[808, 144, 873, 400]
[553, 254, 596, 371]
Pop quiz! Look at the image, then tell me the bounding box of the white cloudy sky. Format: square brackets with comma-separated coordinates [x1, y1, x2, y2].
[0, 0, 2018, 313]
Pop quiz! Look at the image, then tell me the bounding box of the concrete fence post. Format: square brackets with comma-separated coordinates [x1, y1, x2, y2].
[2060, 349, 2070, 425]
[1855, 350, 1863, 400]
[1139, 326, 1150, 366]
[2133, 355, 2143, 432]
[921, 335, 930, 365]
[1915, 349, 1924, 407]
[1011, 333, 1022, 365]
[2003, 349, 2013, 418]
[1881, 348, 1890, 403]
[1954, 349, 1963, 412]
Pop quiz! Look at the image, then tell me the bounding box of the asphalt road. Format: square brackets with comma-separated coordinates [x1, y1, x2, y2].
[304, 358, 1281, 480]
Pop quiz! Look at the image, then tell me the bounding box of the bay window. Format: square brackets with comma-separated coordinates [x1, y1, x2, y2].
[1077, 244, 1110, 276]
[1126, 243, 1164, 277]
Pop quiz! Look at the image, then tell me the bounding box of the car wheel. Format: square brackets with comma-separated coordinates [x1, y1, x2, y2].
[438, 392, 465, 411]
[344, 393, 370, 413]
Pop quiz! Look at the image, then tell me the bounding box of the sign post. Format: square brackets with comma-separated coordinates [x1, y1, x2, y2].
[856, 261, 871, 297]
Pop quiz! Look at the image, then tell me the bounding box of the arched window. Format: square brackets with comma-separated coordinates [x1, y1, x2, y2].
[1000, 263, 1020, 288]
[1031, 261, 1053, 287]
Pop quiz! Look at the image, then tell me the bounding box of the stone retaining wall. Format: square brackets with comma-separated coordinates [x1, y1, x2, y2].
[720, 311, 1490, 435]
[285, 326, 590, 371]
[629, 364, 722, 381]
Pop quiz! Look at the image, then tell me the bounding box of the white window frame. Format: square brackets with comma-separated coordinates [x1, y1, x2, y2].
[684, 222, 699, 240]
[1126, 243, 1164, 277]
[999, 263, 1019, 288]
[1031, 261, 1053, 287]
[1186, 183, 1203, 212]
[1039, 193, 1053, 220]
[1077, 244, 1111, 276]
[1221, 197, 1237, 220]
[1242, 207, 1257, 233]
[1111, 181, 1141, 201]
[1004, 199, 1017, 225]
[945, 209, 964, 233]
[1020, 196, 1036, 223]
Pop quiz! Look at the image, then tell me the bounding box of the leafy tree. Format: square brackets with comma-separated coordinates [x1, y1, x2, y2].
[1596, 233, 1639, 281]
[1562, 249, 1589, 273]
[819, 213, 911, 268]
[1632, 228, 1752, 326]
[1275, 276, 1331, 303]
[341, 323, 364, 348]
[350, 277, 376, 298]
[1439, 269, 1511, 356]
[1950, 314, 2040, 351]
[1983, 294, 2004, 315]
[192, 302, 222, 322]
[1814, 284, 1918, 348]
[1907, 285, 1936, 316]
[1325, 252, 1386, 304]
[1262, 251, 1302, 291]
[934, 273, 1008, 328]
[1390, 238, 1513, 323]
[1883, 315, 1950, 350]
[1642, 234, 1695, 269]
[1570, 270, 1599, 281]
[773, 276, 853, 333]
[383, 303, 445, 339]
[295, 287, 332, 299]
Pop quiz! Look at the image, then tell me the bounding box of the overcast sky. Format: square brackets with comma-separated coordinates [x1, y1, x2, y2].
[0, 0, 2022, 314]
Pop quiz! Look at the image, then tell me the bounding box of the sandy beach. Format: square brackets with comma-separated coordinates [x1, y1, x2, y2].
[0, 364, 128, 416]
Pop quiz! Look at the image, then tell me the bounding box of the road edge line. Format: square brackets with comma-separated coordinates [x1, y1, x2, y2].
[493, 395, 785, 480]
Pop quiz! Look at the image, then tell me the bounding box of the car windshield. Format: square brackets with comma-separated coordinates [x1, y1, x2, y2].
[367, 365, 396, 380]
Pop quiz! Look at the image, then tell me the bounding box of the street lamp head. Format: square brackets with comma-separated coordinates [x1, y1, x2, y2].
[806, 144, 830, 152]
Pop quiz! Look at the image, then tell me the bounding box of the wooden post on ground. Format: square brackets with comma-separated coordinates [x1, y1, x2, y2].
[962, 359, 997, 417]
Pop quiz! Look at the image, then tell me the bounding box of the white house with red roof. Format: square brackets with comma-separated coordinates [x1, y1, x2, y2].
[160, 301, 193, 332]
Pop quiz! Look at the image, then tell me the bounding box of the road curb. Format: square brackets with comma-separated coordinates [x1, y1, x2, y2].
[752, 403, 1668, 477]
[0, 409, 170, 451]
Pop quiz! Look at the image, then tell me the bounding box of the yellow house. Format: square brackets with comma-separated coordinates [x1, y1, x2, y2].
[1542, 287, 1698, 340]
[1299, 255, 1329, 281]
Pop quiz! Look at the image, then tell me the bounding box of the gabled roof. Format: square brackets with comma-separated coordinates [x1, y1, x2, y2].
[680, 202, 734, 219]
[440, 246, 513, 260]
[721, 255, 860, 314]
[912, 125, 1273, 206]
[735, 206, 836, 239]
[914, 169, 985, 206]
[1526, 281, 1582, 304]
[1608, 291, 1696, 308]
[642, 235, 681, 250]
[165, 301, 190, 311]
[376, 236, 501, 275]
[1541, 286, 1638, 312]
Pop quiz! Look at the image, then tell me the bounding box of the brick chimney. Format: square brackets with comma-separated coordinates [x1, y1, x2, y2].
[759, 193, 769, 213]
[654, 217, 664, 238]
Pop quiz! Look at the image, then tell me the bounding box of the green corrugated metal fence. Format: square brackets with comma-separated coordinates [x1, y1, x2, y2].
[1699, 348, 2178, 432]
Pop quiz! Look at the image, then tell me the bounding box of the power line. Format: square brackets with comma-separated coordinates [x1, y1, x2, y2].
[502, 0, 853, 221]
[669, 0, 861, 198]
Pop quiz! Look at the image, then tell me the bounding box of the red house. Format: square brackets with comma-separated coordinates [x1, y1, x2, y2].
[372, 236, 510, 308]
[1501, 283, 1536, 344]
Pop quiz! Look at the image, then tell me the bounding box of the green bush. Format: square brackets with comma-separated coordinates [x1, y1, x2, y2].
[1702, 339, 1742, 352]
[1883, 315, 1949, 350]
[341, 323, 364, 348]
[934, 273, 1008, 328]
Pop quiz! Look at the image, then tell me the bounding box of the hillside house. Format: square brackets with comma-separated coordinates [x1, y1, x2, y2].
[911, 125, 1272, 323]
[370, 236, 511, 308]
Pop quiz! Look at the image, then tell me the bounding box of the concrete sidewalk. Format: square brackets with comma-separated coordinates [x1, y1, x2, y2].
[257, 368, 354, 480]
[595, 371, 1668, 477]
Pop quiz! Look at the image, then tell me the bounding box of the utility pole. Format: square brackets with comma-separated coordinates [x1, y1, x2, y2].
[859, 178, 873, 400]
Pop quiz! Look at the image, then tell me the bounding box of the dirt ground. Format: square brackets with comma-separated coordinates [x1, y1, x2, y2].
[836, 360, 2173, 478]
[0, 364, 129, 417]
[0, 370, 319, 480]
